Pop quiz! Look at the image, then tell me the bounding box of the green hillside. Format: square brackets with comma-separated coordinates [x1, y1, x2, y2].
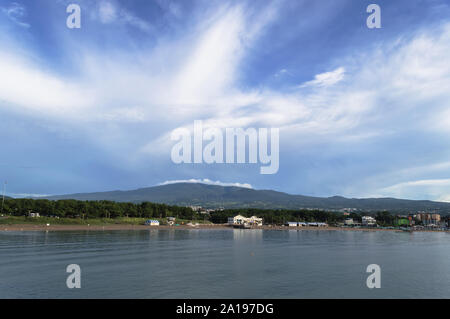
[40, 183, 450, 213]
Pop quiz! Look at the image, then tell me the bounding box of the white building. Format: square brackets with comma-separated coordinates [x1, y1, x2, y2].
[307, 222, 327, 227]
[228, 215, 246, 225]
[344, 218, 354, 226]
[285, 222, 298, 227]
[362, 216, 376, 226]
[28, 212, 40, 218]
[228, 215, 263, 226]
[247, 216, 263, 226]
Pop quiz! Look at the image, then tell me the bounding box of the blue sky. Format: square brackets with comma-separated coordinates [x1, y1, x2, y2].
[0, 0, 450, 200]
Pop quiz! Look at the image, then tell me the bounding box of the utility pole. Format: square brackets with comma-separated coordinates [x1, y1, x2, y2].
[1, 181, 6, 215]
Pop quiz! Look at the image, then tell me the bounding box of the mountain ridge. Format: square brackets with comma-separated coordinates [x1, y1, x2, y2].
[37, 183, 450, 213]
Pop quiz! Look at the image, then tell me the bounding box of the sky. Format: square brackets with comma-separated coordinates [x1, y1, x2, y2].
[0, 0, 450, 201]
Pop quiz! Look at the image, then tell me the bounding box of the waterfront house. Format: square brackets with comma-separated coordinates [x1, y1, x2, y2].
[248, 216, 263, 226]
[228, 215, 262, 226]
[228, 215, 247, 225]
[362, 216, 376, 227]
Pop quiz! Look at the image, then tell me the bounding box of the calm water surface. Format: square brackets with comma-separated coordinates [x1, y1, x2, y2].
[0, 229, 449, 298]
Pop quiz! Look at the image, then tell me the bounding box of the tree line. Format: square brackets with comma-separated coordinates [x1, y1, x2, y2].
[0, 198, 429, 226]
[0, 198, 200, 220]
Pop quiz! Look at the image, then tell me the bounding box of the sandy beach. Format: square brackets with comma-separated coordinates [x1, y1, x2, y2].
[0, 224, 224, 232]
[0, 224, 434, 232]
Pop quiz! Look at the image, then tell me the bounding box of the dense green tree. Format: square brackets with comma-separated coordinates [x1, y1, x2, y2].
[0, 198, 201, 221]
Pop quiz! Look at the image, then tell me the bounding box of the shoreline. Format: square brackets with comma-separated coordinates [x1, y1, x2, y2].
[0, 224, 448, 233]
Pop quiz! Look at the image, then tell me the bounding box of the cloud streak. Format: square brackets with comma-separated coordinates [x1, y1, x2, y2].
[299, 67, 346, 88]
[159, 179, 253, 189]
[96, 0, 152, 32]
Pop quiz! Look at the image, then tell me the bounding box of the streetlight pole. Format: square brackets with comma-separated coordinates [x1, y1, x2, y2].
[1, 181, 6, 215]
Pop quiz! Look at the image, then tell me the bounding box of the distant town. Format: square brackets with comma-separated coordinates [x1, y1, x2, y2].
[189, 205, 450, 231]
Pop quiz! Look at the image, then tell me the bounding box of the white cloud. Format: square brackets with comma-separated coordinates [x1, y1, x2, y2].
[121, 10, 152, 32]
[171, 6, 246, 106]
[9, 193, 51, 198]
[98, 1, 117, 23]
[300, 67, 345, 88]
[96, 0, 152, 32]
[437, 195, 450, 203]
[274, 69, 292, 78]
[159, 179, 253, 189]
[376, 179, 450, 201]
[0, 3, 280, 125]
[0, 53, 94, 117]
[384, 179, 450, 188]
[1, 10, 449, 139]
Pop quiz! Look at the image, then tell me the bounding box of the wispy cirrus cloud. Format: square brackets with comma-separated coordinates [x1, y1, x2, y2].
[0, 52, 94, 117]
[98, 1, 117, 23]
[1, 2, 29, 28]
[2, 6, 449, 149]
[95, 0, 152, 32]
[374, 179, 450, 202]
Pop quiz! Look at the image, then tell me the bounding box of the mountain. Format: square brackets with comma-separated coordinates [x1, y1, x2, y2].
[40, 183, 450, 213]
